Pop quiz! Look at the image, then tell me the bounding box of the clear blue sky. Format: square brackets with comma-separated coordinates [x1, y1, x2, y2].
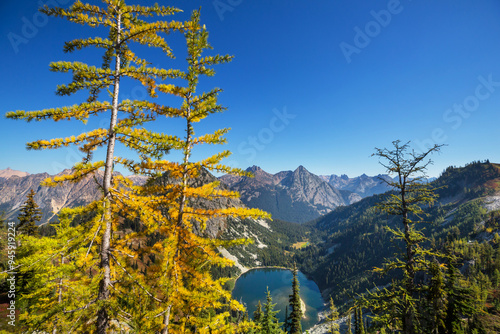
[2, 0, 500, 178]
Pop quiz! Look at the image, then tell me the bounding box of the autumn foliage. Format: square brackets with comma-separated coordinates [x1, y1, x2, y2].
[5, 1, 268, 333]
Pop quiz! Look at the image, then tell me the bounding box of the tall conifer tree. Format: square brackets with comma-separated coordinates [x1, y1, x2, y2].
[14, 190, 41, 311]
[261, 288, 285, 334]
[17, 189, 41, 236]
[254, 300, 264, 323]
[364, 140, 443, 334]
[115, 9, 268, 333]
[354, 307, 366, 334]
[288, 262, 303, 334]
[8, 1, 183, 332]
[354, 307, 359, 334]
[358, 307, 365, 334]
[444, 260, 476, 334]
[8, 1, 267, 333]
[424, 259, 447, 334]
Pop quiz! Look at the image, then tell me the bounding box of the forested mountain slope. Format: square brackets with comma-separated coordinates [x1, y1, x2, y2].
[295, 161, 500, 308]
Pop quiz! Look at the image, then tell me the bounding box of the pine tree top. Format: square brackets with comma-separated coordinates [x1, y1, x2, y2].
[17, 189, 41, 236]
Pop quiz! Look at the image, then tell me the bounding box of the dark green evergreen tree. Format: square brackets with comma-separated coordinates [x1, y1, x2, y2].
[356, 307, 365, 334]
[283, 305, 290, 333]
[254, 300, 264, 323]
[0, 211, 6, 226]
[424, 259, 447, 334]
[17, 189, 41, 236]
[354, 307, 360, 334]
[261, 287, 285, 334]
[0, 211, 7, 273]
[493, 268, 500, 288]
[445, 262, 475, 334]
[15, 190, 42, 301]
[288, 262, 303, 334]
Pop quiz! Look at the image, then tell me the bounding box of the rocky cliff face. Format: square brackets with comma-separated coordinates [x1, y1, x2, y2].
[0, 169, 150, 225]
[220, 166, 361, 223]
[283, 165, 358, 214]
[0, 169, 104, 224]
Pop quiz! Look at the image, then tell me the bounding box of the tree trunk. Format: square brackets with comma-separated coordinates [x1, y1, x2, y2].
[52, 262, 63, 334]
[177, 94, 193, 229]
[402, 184, 415, 334]
[161, 305, 172, 334]
[97, 11, 121, 334]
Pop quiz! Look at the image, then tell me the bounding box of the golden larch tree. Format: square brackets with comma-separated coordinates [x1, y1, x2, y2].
[6, 1, 268, 333]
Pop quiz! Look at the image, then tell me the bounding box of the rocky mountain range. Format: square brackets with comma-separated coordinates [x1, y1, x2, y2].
[1, 161, 500, 333]
[0, 167, 282, 271]
[219, 165, 397, 223]
[0, 166, 398, 225]
[319, 173, 394, 197]
[0, 169, 104, 224]
[2, 162, 500, 302]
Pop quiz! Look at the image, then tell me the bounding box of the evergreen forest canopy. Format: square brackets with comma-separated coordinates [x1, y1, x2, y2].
[1, 1, 500, 334]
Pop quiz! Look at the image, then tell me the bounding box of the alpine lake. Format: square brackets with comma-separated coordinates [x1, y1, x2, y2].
[231, 268, 324, 331]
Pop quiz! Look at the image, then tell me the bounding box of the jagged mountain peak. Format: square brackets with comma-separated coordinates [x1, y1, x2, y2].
[247, 165, 263, 172]
[55, 169, 73, 176]
[247, 165, 274, 178]
[322, 172, 393, 198]
[289, 166, 326, 190]
[294, 165, 308, 172]
[220, 165, 360, 223]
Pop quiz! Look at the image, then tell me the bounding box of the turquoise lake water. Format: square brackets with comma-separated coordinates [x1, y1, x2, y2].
[231, 268, 324, 331]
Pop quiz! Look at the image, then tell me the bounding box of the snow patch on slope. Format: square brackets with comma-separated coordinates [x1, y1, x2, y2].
[256, 219, 271, 230]
[218, 247, 249, 274]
